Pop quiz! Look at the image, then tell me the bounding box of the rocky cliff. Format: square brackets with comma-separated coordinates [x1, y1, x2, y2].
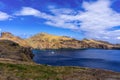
[0, 40, 34, 62]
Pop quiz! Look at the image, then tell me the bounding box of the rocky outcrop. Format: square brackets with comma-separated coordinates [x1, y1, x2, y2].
[82, 39, 115, 49]
[26, 33, 120, 49]
[0, 32, 30, 47]
[0, 40, 34, 62]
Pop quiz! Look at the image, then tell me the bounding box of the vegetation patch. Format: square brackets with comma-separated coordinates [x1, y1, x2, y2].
[0, 62, 120, 80]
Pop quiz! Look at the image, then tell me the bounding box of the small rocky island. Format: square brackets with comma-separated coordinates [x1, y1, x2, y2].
[0, 32, 120, 80]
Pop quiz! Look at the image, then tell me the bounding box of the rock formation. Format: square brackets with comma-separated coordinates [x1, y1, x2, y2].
[0, 40, 34, 61]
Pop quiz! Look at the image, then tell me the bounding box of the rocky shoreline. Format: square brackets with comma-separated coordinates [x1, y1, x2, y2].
[0, 32, 120, 80]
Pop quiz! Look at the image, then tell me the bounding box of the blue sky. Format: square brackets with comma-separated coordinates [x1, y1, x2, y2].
[0, 0, 120, 43]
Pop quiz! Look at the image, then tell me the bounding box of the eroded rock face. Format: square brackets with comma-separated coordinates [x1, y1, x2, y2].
[0, 40, 34, 62]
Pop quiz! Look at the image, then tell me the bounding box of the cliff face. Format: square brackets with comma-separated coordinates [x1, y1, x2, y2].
[0, 32, 30, 47]
[0, 40, 34, 62]
[82, 39, 115, 49]
[26, 33, 120, 49]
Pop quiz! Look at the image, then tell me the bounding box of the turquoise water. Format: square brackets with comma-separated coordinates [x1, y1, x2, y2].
[33, 49, 120, 72]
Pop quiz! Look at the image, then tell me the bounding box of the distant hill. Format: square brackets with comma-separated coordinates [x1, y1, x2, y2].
[26, 32, 85, 49]
[0, 32, 120, 49]
[0, 32, 30, 47]
[26, 32, 120, 49]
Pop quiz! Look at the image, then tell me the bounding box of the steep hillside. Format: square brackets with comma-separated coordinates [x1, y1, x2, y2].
[26, 32, 120, 49]
[0, 32, 120, 49]
[82, 39, 115, 49]
[26, 33, 86, 49]
[0, 40, 33, 62]
[0, 32, 30, 47]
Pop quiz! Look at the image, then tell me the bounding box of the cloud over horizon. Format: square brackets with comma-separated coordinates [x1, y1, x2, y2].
[1, 0, 120, 43]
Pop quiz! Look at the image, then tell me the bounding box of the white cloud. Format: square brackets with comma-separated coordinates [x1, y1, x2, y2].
[15, 7, 52, 19]
[117, 37, 120, 40]
[0, 11, 10, 21]
[15, 0, 120, 43]
[15, 7, 40, 16]
[78, 0, 120, 40]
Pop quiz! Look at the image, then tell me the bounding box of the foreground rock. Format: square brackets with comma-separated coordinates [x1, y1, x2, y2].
[0, 40, 33, 62]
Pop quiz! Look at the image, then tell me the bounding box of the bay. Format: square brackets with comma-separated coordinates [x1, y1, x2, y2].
[33, 49, 120, 72]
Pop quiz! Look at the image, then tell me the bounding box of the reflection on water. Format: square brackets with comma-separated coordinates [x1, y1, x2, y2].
[33, 49, 120, 72]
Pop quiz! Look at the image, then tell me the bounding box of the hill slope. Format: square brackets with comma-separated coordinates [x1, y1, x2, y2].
[26, 32, 120, 49]
[0, 32, 120, 49]
[0, 32, 30, 47]
[0, 60, 120, 80]
[26, 32, 85, 49]
[0, 40, 33, 62]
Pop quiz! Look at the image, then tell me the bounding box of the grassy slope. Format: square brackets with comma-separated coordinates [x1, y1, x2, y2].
[26, 33, 83, 49]
[0, 61, 120, 80]
[26, 33, 120, 49]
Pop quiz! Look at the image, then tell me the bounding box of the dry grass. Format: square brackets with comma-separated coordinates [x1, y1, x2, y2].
[0, 61, 120, 80]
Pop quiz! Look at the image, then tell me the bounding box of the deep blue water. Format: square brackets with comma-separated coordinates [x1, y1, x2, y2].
[33, 49, 120, 72]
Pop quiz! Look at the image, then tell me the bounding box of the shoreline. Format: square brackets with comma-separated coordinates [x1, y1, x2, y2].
[32, 48, 120, 51]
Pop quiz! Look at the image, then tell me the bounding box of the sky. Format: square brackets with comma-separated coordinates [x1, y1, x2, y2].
[0, 0, 120, 43]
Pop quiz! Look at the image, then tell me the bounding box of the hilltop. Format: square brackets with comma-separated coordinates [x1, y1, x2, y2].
[26, 32, 120, 49]
[0, 32, 30, 47]
[0, 32, 120, 49]
[26, 32, 83, 49]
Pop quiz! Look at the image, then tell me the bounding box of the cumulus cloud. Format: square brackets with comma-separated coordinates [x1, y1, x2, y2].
[15, 7, 40, 16]
[15, 7, 52, 19]
[15, 0, 120, 43]
[0, 11, 10, 21]
[78, 0, 120, 40]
